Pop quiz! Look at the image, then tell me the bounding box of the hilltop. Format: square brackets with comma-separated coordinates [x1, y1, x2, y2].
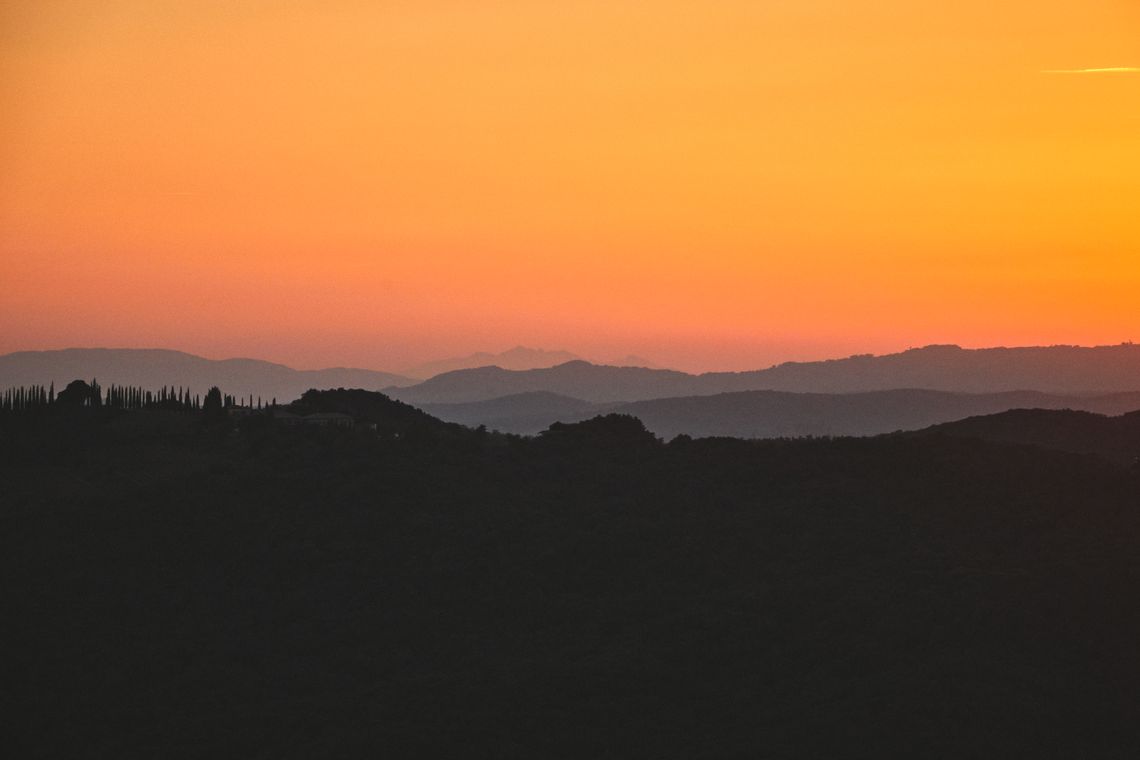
[403, 346, 581, 379]
[908, 407, 1140, 465]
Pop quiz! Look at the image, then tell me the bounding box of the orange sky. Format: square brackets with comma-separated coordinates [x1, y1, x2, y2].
[2, 0, 1138, 372]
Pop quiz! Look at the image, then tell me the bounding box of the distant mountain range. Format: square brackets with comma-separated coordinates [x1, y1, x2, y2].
[403, 347, 665, 379]
[403, 347, 581, 379]
[0, 349, 415, 403]
[390, 344, 1140, 405]
[421, 388, 1140, 438]
[7, 344, 1140, 430]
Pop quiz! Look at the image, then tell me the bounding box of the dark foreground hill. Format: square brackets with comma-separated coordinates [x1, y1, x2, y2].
[0, 348, 415, 403]
[910, 408, 1140, 465]
[389, 343, 1140, 404]
[285, 388, 472, 439]
[4, 405, 1139, 757]
[422, 388, 1140, 437]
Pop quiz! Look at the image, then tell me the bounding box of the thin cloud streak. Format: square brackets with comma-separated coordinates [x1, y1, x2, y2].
[1042, 67, 1140, 74]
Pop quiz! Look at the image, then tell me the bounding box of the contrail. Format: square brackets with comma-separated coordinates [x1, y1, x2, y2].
[1042, 67, 1139, 74]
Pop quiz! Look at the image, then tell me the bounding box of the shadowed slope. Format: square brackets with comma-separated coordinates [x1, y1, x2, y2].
[420, 388, 1140, 438]
[4, 410, 1139, 756]
[910, 408, 1140, 465]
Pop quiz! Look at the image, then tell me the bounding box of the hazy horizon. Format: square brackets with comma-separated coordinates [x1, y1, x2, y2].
[4, 338, 1140, 377]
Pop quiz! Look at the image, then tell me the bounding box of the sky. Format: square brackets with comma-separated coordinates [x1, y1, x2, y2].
[2, 0, 1138, 372]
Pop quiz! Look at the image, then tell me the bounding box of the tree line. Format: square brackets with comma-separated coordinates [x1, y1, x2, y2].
[0, 379, 271, 415]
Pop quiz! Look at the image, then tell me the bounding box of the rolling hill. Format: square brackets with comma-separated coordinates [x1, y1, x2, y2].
[909, 408, 1140, 465]
[5, 399, 1139, 756]
[421, 388, 1140, 438]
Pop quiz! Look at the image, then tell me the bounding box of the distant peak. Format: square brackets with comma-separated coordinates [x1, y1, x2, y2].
[404, 346, 581, 378]
[907, 344, 963, 352]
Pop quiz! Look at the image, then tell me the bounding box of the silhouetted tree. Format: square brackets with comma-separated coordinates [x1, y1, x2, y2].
[203, 387, 225, 423]
[56, 380, 95, 408]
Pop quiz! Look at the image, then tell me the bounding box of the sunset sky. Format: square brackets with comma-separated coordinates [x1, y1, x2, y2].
[2, 0, 1138, 372]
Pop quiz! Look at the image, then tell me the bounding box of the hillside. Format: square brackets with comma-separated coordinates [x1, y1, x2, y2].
[4, 407, 1139, 756]
[717, 343, 1140, 394]
[390, 360, 702, 404]
[0, 349, 415, 403]
[389, 343, 1140, 405]
[285, 388, 472, 439]
[420, 391, 600, 433]
[910, 408, 1140, 465]
[421, 388, 1140, 438]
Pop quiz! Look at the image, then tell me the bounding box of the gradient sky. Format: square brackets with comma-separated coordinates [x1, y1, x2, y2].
[2, 1, 1138, 372]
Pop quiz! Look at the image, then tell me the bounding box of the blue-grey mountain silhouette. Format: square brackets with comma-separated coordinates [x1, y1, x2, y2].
[403, 346, 580, 379]
[389, 343, 1140, 405]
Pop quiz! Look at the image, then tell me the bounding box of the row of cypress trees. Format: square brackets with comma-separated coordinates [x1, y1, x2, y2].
[103, 384, 201, 411]
[0, 383, 57, 412]
[1, 380, 277, 415]
[1, 380, 201, 413]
